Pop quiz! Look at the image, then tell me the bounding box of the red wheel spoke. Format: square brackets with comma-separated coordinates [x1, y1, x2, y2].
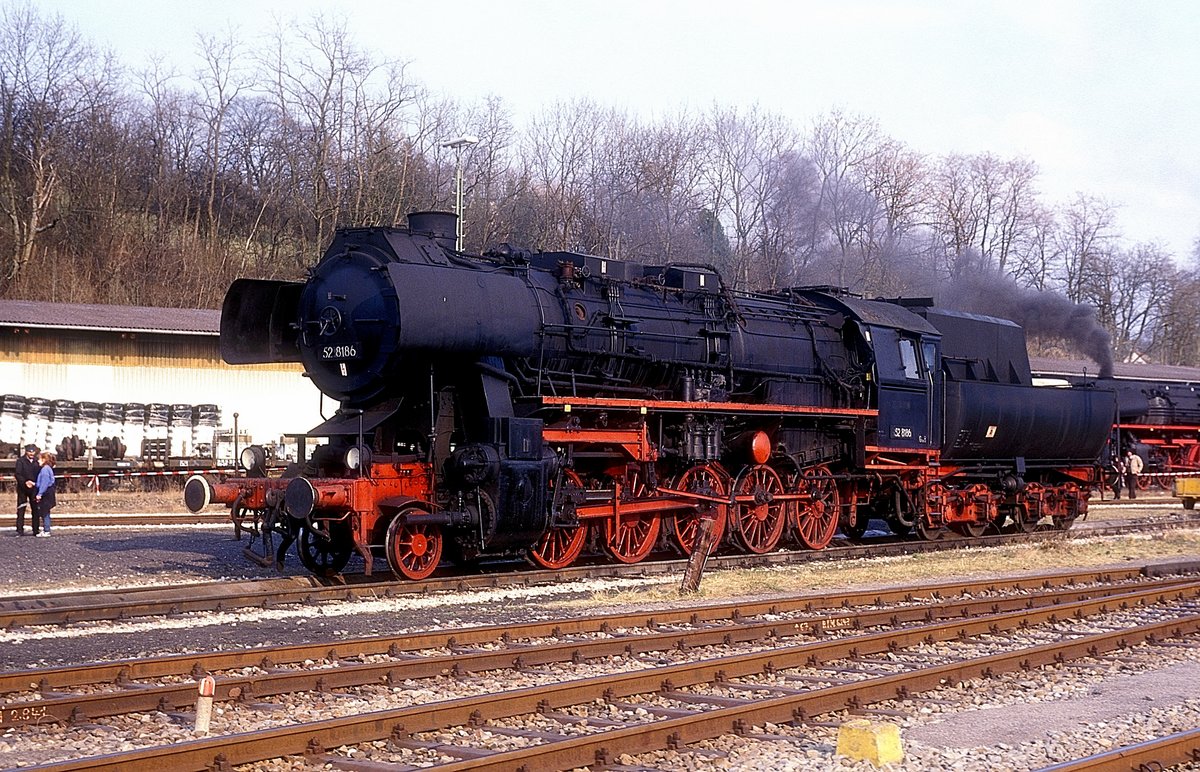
[605, 512, 659, 564]
[670, 464, 728, 556]
[529, 469, 588, 570]
[387, 513, 443, 580]
[793, 465, 839, 550]
[733, 465, 784, 555]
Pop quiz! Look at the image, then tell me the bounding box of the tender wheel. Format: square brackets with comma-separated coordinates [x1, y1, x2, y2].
[670, 463, 728, 556]
[1184, 498, 1196, 511]
[296, 521, 353, 577]
[916, 517, 946, 541]
[1048, 482, 1082, 530]
[386, 510, 443, 580]
[528, 469, 588, 570]
[732, 464, 785, 554]
[1010, 504, 1039, 533]
[953, 521, 988, 538]
[793, 465, 839, 550]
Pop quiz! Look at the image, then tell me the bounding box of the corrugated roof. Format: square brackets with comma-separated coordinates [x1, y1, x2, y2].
[0, 299, 219, 335]
[1030, 356, 1200, 383]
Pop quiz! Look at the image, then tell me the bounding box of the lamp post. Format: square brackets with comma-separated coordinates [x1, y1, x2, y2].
[440, 135, 479, 251]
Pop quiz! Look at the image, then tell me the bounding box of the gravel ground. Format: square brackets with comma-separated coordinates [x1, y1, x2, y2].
[1, 522, 1199, 770]
[0, 525, 674, 669]
[0, 525, 275, 593]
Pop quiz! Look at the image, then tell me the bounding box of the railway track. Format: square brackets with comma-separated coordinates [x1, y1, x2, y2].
[1, 513, 1197, 630]
[0, 567, 1184, 727]
[3, 566, 1198, 770]
[1035, 727, 1200, 771]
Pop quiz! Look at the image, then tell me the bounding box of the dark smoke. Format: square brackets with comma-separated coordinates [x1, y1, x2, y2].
[939, 254, 1114, 378]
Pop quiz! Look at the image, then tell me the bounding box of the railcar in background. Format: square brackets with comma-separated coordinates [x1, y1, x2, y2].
[1031, 363, 1200, 492]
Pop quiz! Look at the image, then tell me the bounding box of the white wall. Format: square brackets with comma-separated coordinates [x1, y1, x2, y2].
[0, 360, 328, 449]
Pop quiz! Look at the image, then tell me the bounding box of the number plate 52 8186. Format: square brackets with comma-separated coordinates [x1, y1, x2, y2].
[320, 343, 360, 360]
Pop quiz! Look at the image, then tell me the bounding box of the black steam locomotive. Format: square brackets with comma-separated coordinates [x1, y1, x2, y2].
[1031, 364, 1200, 491]
[189, 212, 1113, 579]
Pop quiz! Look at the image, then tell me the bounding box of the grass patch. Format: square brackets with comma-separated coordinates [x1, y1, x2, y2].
[54, 489, 186, 513]
[570, 531, 1200, 609]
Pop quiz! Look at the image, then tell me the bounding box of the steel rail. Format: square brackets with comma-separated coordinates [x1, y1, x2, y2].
[0, 513, 230, 527]
[432, 613, 1200, 772]
[4, 575, 1189, 729]
[18, 581, 1200, 771]
[0, 565, 1168, 691]
[2, 514, 1196, 628]
[1033, 727, 1200, 771]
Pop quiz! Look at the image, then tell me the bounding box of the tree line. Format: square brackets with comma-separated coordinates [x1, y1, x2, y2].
[2, 5, 1198, 367]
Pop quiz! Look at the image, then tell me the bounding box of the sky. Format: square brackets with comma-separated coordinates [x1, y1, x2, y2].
[25, 0, 1200, 262]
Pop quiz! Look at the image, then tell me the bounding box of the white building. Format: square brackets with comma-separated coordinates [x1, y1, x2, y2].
[0, 299, 326, 464]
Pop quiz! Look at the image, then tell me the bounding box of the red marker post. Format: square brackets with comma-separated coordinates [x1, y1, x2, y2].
[194, 675, 216, 734]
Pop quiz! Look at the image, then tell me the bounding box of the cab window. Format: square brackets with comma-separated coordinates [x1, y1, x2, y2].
[899, 338, 921, 380]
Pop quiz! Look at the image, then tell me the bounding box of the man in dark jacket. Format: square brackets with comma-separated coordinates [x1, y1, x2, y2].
[15, 444, 40, 536]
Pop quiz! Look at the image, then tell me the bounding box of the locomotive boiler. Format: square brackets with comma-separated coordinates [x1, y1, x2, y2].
[188, 211, 1113, 579]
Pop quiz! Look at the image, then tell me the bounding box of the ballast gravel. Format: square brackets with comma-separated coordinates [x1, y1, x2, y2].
[1, 524, 1199, 771]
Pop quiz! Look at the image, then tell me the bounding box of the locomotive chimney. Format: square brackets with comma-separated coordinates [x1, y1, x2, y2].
[407, 211, 459, 250]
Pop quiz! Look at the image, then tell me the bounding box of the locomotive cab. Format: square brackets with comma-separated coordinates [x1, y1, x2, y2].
[859, 323, 941, 449]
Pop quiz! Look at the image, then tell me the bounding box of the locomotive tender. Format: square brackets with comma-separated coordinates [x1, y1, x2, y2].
[187, 211, 1113, 579]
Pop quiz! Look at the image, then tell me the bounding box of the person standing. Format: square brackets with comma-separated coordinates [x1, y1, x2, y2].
[1124, 449, 1144, 499]
[14, 444, 40, 536]
[34, 451, 56, 536]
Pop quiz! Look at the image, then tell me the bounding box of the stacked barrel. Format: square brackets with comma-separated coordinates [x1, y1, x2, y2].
[0, 394, 221, 461]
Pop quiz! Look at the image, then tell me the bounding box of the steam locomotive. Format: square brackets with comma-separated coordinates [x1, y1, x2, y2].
[186, 212, 1113, 579]
[1111, 379, 1200, 486]
[1030, 365, 1200, 491]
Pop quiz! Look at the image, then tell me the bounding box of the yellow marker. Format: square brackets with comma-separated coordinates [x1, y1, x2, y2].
[836, 718, 904, 767]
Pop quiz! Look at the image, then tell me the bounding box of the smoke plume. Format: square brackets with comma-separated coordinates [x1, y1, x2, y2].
[939, 254, 1114, 378]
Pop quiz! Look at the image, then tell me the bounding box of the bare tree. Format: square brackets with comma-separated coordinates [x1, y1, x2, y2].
[853, 137, 928, 292]
[1010, 203, 1060, 291]
[258, 13, 414, 256]
[1150, 263, 1200, 366]
[703, 104, 797, 289]
[0, 3, 115, 295]
[196, 27, 251, 238]
[1056, 193, 1120, 303]
[1086, 243, 1174, 361]
[522, 99, 610, 250]
[461, 96, 516, 251]
[804, 109, 886, 289]
[924, 152, 1040, 280]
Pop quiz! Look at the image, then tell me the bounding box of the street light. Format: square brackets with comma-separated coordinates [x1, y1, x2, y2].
[440, 134, 479, 251]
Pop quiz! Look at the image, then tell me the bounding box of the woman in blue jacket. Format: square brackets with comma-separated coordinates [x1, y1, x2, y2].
[35, 452, 56, 537]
